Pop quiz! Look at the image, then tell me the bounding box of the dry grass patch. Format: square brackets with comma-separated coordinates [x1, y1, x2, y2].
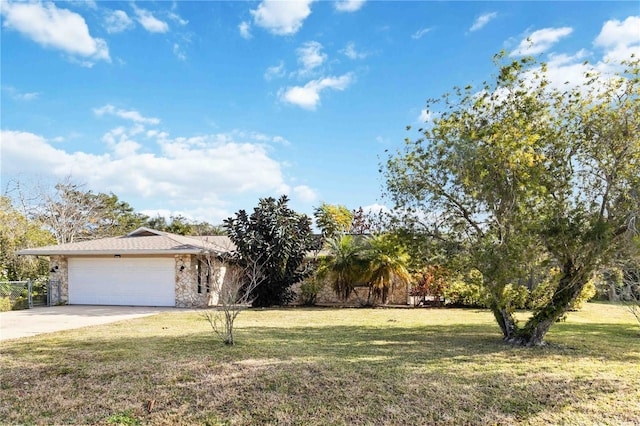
[1, 303, 639, 425]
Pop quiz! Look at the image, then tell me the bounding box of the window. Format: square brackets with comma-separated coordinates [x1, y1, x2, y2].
[197, 258, 211, 294]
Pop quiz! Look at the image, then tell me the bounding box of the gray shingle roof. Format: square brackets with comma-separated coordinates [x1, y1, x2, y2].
[17, 227, 235, 256]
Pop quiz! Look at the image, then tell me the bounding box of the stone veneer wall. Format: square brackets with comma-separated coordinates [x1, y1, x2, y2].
[292, 277, 410, 306]
[175, 255, 227, 308]
[175, 255, 202, 308]
[49, 255, 69, 304]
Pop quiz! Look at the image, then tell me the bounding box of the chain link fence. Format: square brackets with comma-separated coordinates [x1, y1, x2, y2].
[0, 280, 31, 311]
[0, 279, 55, 311]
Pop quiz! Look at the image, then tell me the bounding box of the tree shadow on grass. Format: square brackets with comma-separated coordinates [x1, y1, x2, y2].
[1, 321, 639, 425]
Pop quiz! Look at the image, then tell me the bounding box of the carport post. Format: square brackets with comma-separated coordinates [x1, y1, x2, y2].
[27, 279, 32, 308]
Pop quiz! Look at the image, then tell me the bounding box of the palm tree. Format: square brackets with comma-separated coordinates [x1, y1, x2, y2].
[365, 234, 412, 305]
[319, 234, 369, 300]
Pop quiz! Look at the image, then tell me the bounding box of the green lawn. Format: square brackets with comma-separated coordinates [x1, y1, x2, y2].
[1, 303, 639, 425]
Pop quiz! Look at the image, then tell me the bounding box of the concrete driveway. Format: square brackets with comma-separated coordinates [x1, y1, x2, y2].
[0, 305, 175, 341]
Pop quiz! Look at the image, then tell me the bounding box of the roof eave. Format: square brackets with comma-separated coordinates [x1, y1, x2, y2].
[17, 249, 208, 256]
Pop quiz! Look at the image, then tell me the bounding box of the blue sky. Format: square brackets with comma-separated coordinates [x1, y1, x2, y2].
[1, 1, 639, 225]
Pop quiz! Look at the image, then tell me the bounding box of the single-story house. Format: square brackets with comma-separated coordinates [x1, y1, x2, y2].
[18, 227, 234, 308]
[18, 227, 411, 308]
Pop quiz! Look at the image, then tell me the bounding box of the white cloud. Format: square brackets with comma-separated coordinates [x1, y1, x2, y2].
[264, 61, 286, 80]
[141, 206, 232, 225]
[68, 0, 97, 9]
[511, 27, 573, 56]
[229, 129, 291, 146]
[341, 41, 369, 59]
[594, 16, 640, 62]
[104, 10, 134, 34]
[363, 203, 390, 215]
[1, 129, 295, 224]
[93, 105, 161, 125]
[334, 0, 366, 13]
[100, 126, 143, 158]
[239, 21, 252, 39]
[469, 12, 497, 32]
[411, 27, 432, 40]
[133, 6, 169, 33]
[17, 91, 39, 101]
[250, 0, 314, 36]
[514, 16, 639, 92]
[280, 73, 354, 110]
[167, 11, 188, 26]
[595, 16, 640, 47]
[296, 41, 327, 75]
[535, 49, 597, 90]
[418, 109, 432, 123]
[173, 43, 186, 61]
[3, 86, 40, 101]
[0, 1, 110, 64]
[293, 185, 318, 203]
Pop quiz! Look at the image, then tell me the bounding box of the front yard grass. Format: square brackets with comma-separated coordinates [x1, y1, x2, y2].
[1, 302, 639, 425]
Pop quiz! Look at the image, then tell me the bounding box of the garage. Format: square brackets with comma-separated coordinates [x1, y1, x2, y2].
[68, 257, 175, 306]
[18, 227, 233, 308]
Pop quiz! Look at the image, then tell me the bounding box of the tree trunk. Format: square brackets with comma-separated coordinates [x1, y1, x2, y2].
[510, 262, 589, 346]
[490, 303, 518, 340]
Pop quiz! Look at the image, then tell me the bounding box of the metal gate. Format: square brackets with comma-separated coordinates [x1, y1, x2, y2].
[47, 279, 62, 306]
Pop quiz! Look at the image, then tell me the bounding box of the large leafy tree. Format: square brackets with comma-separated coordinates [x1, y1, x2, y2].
[0, 196, 55, 281]
[34, 182, 147, 242]
[314, 203, 353, 240]
[146, 214, 193, 235]
[95, 192, 148, 237]
[224, 195, 318, 307]
[384, 53, 639, 346]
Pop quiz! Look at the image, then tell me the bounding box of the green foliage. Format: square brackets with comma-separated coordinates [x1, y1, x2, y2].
[95, 192, 149, 237]
[224, 195, 318, 307]
[146, 214, 192, 235]
[592, 268, 625, 300]
[0, 297, 11, 312]
[0, 196, 55, 281]
[298, 277, 324, 306]
[321, 233, 411, 305]
[321, 234, 370, 301]
[35, 182, 148, 243]
[442, 270, 490, 308]
[190, 222, 226, 236]
[365, 234, 411, 304]
[501, 284, 530, 311]
[106, 410, 140, 426]
[314, 203, 353, 240]
[146, 215, 224, 236]
[572, 280, 597, 311]
[528, 268, 597, 312]
[384, 53, 640, 345]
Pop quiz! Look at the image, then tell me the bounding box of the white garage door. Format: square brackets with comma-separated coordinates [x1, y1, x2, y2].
[68, 257, 175, 306]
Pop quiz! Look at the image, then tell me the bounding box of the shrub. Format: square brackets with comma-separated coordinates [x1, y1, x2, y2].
[410, 265, 448, 306]
[299, 278, 324, 306]
[12, 296, 29, 310]
[442, 270, 489, 308]
[0, 296, 11, 312]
